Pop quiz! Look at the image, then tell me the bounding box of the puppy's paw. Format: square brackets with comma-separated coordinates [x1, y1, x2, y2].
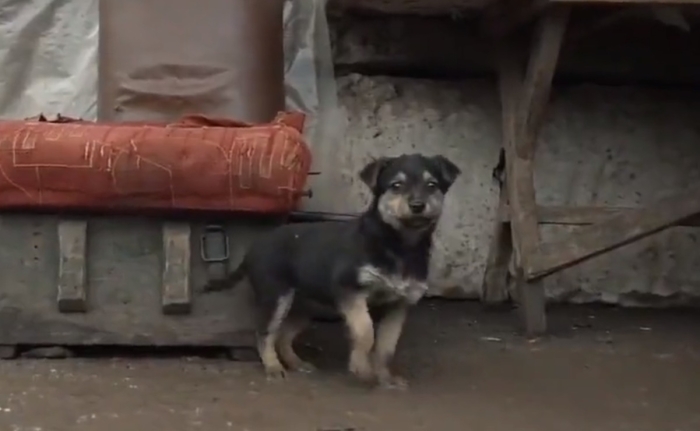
[349, 356, 375, 383]
[264, 364, 287, 381]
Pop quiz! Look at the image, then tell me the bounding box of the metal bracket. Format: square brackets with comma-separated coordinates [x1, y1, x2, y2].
[200, 224, 230, 283]
[200, 225, 229, 263]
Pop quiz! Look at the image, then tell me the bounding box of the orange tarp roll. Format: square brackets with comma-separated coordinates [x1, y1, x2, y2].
[0, 112, 312, 214]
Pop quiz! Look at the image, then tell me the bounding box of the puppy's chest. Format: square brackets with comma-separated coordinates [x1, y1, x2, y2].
[356, 263, 429, 305]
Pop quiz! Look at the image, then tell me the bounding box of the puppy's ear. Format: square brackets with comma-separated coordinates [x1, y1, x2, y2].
[359, 157, 391, 189]
[432, 155, 461, 188]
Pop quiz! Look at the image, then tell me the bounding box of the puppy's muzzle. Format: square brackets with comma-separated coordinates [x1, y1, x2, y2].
[402, 202, 435, 228]
[408, 201, 427, 214]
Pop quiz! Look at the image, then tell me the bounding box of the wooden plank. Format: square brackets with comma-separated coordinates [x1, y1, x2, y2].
[481, 187, 514, 304]
[498, 50, 547, 332]
[481, 0, 551, 38]
[497, 44, 528, 263]
[494, 201, 698, 304]
[161, 222, 192, 315]
[501, 6, 570, 261]
[498, 7, 569, 335]
[514, 269, 546, 335]
[482, 38, 523, 310]
[517, 5, 570, 157]
[502, 205, 700, 226]
[328, 0, 493, 15]
[538, 205, 644, 225]
[57, 220, 88, 313]
[527, 184, 700, 281]
[480, 41, 520, 306]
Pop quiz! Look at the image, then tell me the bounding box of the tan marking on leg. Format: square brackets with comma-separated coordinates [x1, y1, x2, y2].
[276, 316, 315, 373]
[257, 291, 294, 380]
[258, 335, 285, 378]
[339, 293, 375, 382]
[373, 304, 409, 389]
[388, 195, 411, 219]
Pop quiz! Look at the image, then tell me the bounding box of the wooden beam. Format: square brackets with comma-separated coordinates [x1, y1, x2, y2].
[501, 205, 700, 226]
[57, 220, 89, 313]
[498, 6, 569, 335]
[497, 48, 540, 326]
[526, 184, 700, 281]
[517, 6, 570, 157]
[501, 6, 570, 265]
[481, 187, 513, 304]
[161, 223, 192, 315]
[498, 46, 528, 263]
[328, 0, 491, 16]
[480, 36, 523, 307]
[482, 0, 551, 38]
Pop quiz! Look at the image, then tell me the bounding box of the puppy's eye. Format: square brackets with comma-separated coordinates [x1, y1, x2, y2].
[426, 181, 438, 189]
[390, 182, 403, 190]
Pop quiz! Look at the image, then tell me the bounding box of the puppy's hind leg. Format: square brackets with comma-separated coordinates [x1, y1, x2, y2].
[276, 314, 315, 374]
[256, 290, 295, 380]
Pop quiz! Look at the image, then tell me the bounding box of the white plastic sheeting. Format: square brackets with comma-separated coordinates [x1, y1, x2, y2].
[284, 0, 342, 151]
[0, 0, 99, 119]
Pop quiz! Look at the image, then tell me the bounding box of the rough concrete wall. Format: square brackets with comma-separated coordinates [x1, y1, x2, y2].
[329, 74, 700, 306]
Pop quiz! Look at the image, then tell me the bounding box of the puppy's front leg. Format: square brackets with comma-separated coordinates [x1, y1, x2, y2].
[372, 303, 409, 389]
[257, 290, 295, 380]
[339, 293, 375, 382]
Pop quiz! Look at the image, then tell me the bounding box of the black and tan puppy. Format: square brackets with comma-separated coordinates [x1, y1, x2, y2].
[205, 153, 460, 388]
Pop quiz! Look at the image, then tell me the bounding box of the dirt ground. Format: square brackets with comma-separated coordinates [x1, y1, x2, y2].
[0, 301, 698, 431]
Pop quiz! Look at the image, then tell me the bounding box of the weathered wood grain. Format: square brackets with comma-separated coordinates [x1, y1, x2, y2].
[527, 184, 700, 280]
[57, 220, 88, 313]
[161, 223, 193, 315]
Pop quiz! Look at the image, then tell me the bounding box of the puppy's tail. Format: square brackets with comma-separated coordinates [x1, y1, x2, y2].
[201, 262, 247, 293]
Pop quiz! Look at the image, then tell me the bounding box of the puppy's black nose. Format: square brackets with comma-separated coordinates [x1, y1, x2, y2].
[409, 201, 426, 214]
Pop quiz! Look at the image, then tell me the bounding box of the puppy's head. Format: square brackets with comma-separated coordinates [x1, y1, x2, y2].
[359, 154, 461, 232]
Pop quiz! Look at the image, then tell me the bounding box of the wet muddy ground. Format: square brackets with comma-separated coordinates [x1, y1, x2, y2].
[0, 301, 698, 431]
